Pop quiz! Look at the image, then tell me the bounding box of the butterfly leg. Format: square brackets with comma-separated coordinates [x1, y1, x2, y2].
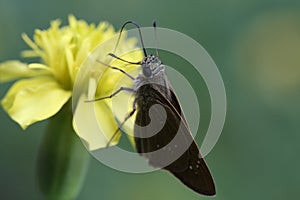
[106, 98, 137, 147]
[85, 87, 135, 102]
[96, 59, 136, 80]
[107, 53, 141, 65]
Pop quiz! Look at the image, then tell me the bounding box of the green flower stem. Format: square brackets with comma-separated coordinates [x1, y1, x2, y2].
[37, 100, 90, 200]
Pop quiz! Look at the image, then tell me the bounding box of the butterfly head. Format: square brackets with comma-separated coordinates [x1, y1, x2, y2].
[141, 54, 164, 78]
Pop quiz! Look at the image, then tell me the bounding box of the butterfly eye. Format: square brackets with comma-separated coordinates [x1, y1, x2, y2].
[143, 67, 152, 77]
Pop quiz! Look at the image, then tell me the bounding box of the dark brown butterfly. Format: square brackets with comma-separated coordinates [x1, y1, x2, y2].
[89, 21, 216, 196]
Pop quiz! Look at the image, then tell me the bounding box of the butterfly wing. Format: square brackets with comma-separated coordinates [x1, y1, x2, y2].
[134, 83, 216, 195]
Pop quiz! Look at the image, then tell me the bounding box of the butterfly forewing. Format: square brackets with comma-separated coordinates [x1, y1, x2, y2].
[134, 82, 216, 195]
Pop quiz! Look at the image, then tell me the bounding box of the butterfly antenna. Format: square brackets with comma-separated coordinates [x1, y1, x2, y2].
[153, 20, 159, 57]
[113, 21, 147, 57]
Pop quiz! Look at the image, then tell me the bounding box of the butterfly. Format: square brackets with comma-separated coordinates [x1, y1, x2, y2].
[89, 20, 216, 196]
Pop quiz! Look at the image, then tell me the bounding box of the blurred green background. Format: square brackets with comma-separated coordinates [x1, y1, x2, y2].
[1, 0, 300, 199]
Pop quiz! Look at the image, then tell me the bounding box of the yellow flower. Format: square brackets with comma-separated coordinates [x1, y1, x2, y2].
[0, 15, 142, 148]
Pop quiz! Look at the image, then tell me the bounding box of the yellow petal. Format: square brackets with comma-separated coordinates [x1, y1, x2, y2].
[28, 63, 53, 72]
[73, 48, 142, 150]
[0, 60, 51, 82]
[21, 33, 45, 58]
[21, 50, 39, 58]
[95, 66, 139, 149]
[1, 76, 71, 129]
[73, 77, 121, 151]
[73, 94, 120, 151]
